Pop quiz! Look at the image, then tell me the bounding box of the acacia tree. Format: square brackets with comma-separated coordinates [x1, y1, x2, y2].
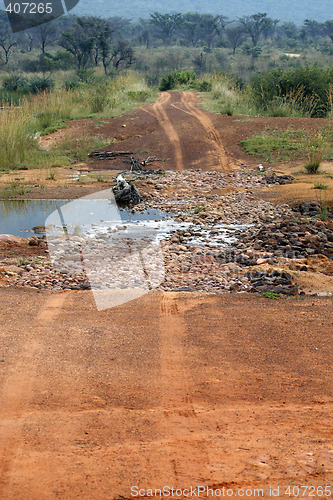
[0, 21, 16, 65]
[149, 12, 182, 45]
[197, 14, 227, 50]
[99, 38, 134, 74]
[180, 13, 203, 46]
[225, 24, 247, 54]
[37, 24, 57, 53]
[76, 16, 130, 67]
[239, 13, 278, 46]
[60, 20, 95, 70]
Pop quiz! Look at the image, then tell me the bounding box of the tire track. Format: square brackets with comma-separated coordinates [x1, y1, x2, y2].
[159, 292, 211, 488]
[0, 293, 67, 496]
[181, 91, 231, 172]
[152, 92, 184, 171]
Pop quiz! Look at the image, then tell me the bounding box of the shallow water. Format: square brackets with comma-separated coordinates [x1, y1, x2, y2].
[0, 198, 244, 249]
[0, 199, 172, 238]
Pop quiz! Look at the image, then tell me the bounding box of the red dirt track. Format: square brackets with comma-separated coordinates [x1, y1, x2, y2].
[1, 91, 333, 499]
[0, 289, 333, 499]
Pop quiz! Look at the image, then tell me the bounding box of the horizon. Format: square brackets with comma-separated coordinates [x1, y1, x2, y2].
[0, 0, 332, 25]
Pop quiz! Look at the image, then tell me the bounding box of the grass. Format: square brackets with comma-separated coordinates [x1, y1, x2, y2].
[0, 72, 157, 172]
[262, 292, 279, 299]
[201, 73, 256, 116]
[304, 132, 326, 174]
[240, 127, 333, 164]
[313, 183, 328, 190]
[2, 182, 28, 198]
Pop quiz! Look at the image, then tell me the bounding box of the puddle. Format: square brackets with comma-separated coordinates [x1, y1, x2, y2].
[0, 199, 171, 238]
[0, 197, 245, 249]
[0, 199, 70, 237]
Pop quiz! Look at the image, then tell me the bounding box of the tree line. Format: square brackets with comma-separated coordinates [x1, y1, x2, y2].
[0, 10, 332, 72]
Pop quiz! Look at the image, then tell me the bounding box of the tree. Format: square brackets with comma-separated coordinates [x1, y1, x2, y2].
[197, 14, 226, 51]
[0, 20, 16, 65]
[77, 16, 130, 67]
[192, 52, 206, 74]
[111, 40, 135, 70]
[149, 12, 182, 45]
[138, 28, 150, 49]
[37, 24, 57, 53]
[278, 22, 298, 40]
[239, 13, 278, 47]
[324, 20, 333, 43]
[60, 20, 95, 70]
[180, 13, 203, 46]
[225, 24, 247, 54]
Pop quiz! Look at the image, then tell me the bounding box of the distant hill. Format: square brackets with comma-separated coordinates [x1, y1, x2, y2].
[63, 0, 333, 23]
[0, 0, 332, 24]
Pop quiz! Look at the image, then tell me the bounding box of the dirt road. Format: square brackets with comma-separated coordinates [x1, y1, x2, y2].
[0, 288, 333, 499]
[1, 91, 333, 498]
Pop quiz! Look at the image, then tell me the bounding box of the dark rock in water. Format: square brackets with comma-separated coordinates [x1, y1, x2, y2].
[32, 225, 46, 234]
[115, 184, 141, 205]
[113, 174, 141, 206]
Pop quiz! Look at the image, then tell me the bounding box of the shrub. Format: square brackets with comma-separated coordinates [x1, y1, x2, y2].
[89, 85, 110, 113]
[195, 80, 212, 92]
[2, 74, 29, 92]
[146, 74, 158, 87]
[29, 77, 55, 94]
[159, 70, 197, 91]
[251, 65, 333, 117]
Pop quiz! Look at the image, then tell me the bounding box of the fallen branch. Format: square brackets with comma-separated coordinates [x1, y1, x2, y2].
[89, 151, 133, 158]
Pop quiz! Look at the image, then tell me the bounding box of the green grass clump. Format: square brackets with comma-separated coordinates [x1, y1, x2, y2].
[240, 127, 332, 164]
[2, 182, 27, 198]
[313, 183, 328, 189]
[304, 132, 326, 173]
[262, 292, 279, 299]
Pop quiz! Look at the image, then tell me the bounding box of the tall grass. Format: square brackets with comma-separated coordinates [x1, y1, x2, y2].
[304, 132, 326, 173]
[0, 73, 156, 171]
[327, 83, 333, 119]
[262, 85, 322, 118]
[201, 73, 255, 116]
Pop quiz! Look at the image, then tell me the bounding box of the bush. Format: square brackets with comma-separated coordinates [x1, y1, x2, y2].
[251, 65, 333, 117]
[2, 74, 29, 92]
[195, 80, 212, 92]
[127, 90, 151, 102]
[304, 133, 326, 173]
[159, 70, 197, 91]
[29, 77, 55, 94]
[89, 85, 110, 113]
[146, 74, 158, 87]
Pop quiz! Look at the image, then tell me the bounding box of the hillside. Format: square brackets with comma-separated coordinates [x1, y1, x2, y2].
[0, 0, 332, 23]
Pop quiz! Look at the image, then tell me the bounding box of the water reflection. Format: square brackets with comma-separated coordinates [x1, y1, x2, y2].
[0, 199, 70, 237]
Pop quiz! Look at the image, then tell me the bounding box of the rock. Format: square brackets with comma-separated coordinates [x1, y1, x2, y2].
[32, 225, 46, 234]
[1, 265, 24, 276]
[0, 234, 25, 244]
[28, 236, 39, 246]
